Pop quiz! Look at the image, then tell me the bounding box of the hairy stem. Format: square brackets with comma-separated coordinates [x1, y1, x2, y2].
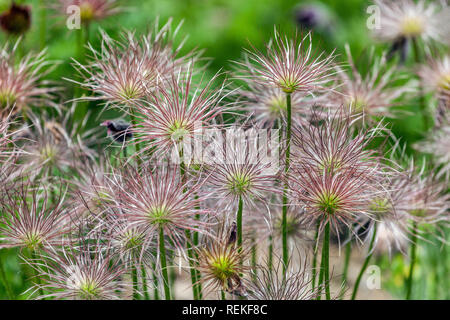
[159, 228, 171, 300]
[322, 222, 331, 300]
[152, 262, 160, 300]
[341, 231, 352, 299]
[268, 235, 273, 274]
[31, 250, 44, 299]
[0, 253, 14, 299]
[193, 212, 203, 299]
[185, 230, 199, 300]
[131, 265, 139, 300]
[411, 38, 430, 131]
[74, 25, 90, 124]
[282, 92, 292, 271]
[406, 222, 418, 300]
[351, 223, 378, 300]
[180, 160, 200, 299]
[129, 107, 141, 163]
[39, 0, 46, 50]
[251, 232, 257, 282]
[237, 195, 244, 260]
[316, 247, 324, 301]
[311, 220, 320, 290]
[141, 265, 150, 300]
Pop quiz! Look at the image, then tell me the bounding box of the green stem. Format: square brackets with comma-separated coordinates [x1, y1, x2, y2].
[251, 232, 257, 282]
[31, 250, 44, 299]
[0, 253, 14, 299]
[322, 222, 331, 300]
[193, 212, 203, 299]
[351, 223, 378, 300]
[221, 290, 226, 300]
[237, 195, 243, 259]
[159, 228, 171, 300]
[129, 107, 142, 163]
[185, 230, 199, 300]
[311, 220, 320, 290]
[39, 0, 46, 50]
[169, 263, 176, 300]
[131, 266, 139, 300]
[268, 235, 273, 274]
[317, 249, 324, 300]
[141, 265, 150, 300]
[152, 262, 160, 300]
[341, 231, 352, 299]
[411, 38, 430, 131]
[406, 222, 418, 300]
[180, 160, 200, 299]
[282, 92, 292, 271]
[74, 25, 89, 124]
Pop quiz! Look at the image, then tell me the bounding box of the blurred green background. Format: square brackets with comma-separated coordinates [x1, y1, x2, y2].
[0, 0, 448, 299]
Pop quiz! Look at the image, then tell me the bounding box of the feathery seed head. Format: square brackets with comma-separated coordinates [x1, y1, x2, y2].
[29, 239, 129, 300]
[134, 68, 230, 158]
[372, 0, 448, 44]
[316, 46, 413, 122]
[107, 163, 213, 253]
[73, 20, 193, 108]
[0, 42, 58, 116]
[205, 133, 280, 207]
[292, 109, 383, 176]
[196, 222, 250, 295]
[245, 255, 323, 300]
[418, 55, 450, 95]
[0, 182, 72, 251]
[57, 0, 119, 25]
[239, 29, 336, 95]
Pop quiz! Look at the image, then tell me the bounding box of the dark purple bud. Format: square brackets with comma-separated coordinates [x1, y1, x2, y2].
[294, 4, 333, 33]
[227, 221, 237, 246]
[387, 37, 409, 65]
[0, 3, 31, 35]
[101, 119, 133, 143]
[295, 7, 320, 29]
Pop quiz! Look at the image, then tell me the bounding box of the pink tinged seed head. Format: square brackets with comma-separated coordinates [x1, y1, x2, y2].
[0, 41, 59, 117]
[57, 0, 120, 25]
[239, 29, 337, 96]
[28, 238, 129, 300]
[105, 163, 214, 254]
[71, 20, 196, 109]
[133, 68, 231, 159]
[0, 182, 73, 251]
[372, 0, 448, 44]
